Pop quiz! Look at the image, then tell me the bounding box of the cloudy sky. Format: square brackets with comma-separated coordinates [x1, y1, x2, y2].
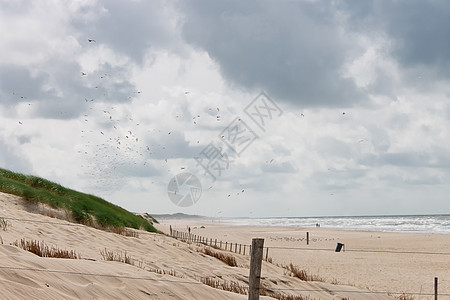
[1, 0, 450, 218]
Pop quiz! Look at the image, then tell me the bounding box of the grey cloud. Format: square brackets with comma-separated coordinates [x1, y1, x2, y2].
[73, 0, 182, 63]
[17, 135, 31, 144]
[382, 1, 450, 71]
[315, 137, 351, 159]
[359, 147, 450, 169]
[180, 0, 366, 107]
[0, 61, 137, 120]
[339, 1, 450, 78]
[0, 65, 49, 106]
[179, 0, 450, 107]
[378, 172, 443, 187]
[381, 152, 429, 167]
[261, 161, 296, 174]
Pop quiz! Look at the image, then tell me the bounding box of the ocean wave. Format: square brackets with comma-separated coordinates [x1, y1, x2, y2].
[222, 215, 450, 234]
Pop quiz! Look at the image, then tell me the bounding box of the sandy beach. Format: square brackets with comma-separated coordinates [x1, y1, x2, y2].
[0, 192, 448, 299]
[158, 218, 450, 299]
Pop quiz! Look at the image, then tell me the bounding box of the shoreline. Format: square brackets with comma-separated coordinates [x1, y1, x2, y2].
[156, 215, 450, 235]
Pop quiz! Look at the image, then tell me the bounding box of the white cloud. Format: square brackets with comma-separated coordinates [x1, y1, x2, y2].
[0, 0, 449, 217]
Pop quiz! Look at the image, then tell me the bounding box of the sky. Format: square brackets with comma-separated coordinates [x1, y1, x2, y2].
[1, 0, 450, 218]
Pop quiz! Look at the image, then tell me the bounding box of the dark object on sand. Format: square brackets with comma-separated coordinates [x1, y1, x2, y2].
[335, 242, 345, 252]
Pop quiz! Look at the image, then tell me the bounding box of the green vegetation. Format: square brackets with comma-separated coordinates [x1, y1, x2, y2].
[0, 167, 157, 232]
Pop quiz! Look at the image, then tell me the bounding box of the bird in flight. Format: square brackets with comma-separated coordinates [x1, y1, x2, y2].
[81, 72, 87, 76]
[88, 39, 96, 42]
[18, 121, 23, 125]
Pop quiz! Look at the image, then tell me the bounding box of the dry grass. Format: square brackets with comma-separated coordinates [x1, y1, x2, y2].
[331, 278, 341, 285]
[0, 217, 9, 231]
[201, 277, 311, 300]
[149, 268, 178, 277]
[201, 247, 238, 267]
[200, 277, 248, 295]
[260, 285, 312, 300]
[107, 226, 140, 238]
[396, 294, 415, 300]
[271, 294, 311, 300]
[99, 248, 134, 265]
[11, 239, 79, 259]
[284, 263, 324, 282]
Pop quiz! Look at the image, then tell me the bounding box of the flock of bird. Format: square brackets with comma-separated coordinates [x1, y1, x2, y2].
[73, 39, 252, 197]
[11, 38, 361, 203]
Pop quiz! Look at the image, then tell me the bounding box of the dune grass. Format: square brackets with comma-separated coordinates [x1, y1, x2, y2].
[201, 247, 239, 267]
[0, 167, 157, 232]
[0, 217, 8, 231]
[200, 277, 248, 295]
[99, 248, 134, 265]
[12, 239, 79, 259]
[284, 263, 324, 282]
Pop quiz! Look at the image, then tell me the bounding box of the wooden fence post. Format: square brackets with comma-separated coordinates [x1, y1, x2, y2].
[435, 277, 438, 300]
[243, 245, 246, 255]
[265, 247, 269, 261]
[248, 238, 264, 300]
[306, 232, 309, 245]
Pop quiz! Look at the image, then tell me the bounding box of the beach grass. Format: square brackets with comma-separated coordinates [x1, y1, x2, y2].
[99, 248, 134, 265]
[0, 217, 8, 231]
[285, 263, 324, 282]
[200, 277, 247, 295]
[12, 239, 79, 259]
[201, 247, 239, 267]
[0, 167, 157, 232]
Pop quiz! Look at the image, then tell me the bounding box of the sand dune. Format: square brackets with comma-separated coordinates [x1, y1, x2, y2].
[0, 192, 399, 299]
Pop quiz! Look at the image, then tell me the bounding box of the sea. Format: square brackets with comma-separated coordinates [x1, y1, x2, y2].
[221, 215, 450, 235]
